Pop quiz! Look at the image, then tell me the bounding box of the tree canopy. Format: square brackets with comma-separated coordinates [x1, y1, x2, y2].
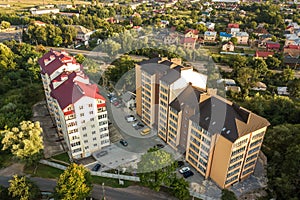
[0, 121, 43, 164]
[8, 175, 41, 200]
[55, 163, 92, 200]
[137, 147, 177, 191]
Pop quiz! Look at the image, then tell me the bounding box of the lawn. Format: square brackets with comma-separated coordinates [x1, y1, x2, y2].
[51, 152, 70, 164]
[25, 164, 63, 179]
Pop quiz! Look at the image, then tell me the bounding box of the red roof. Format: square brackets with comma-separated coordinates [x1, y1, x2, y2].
[228, 23, 239, 28]
[38, 49, 78, 75]
[255, 51, 274, 58]
[51, 74, 105, 109]
[180, 37, 196, 44]
[184, 29, 199, 35]
[285, 45, 300, 50]
[266, 42, 280, 49]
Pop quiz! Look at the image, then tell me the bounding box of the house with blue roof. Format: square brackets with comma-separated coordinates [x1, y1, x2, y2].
[220, 32, 232, 42]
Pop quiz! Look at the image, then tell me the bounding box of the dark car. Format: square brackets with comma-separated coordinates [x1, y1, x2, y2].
[156, 144, 165, 149]
[120, 139, 128, 146]
[177, 161, 184, 168]
[183, 170, 194, 178]
[92, 164, 101, 171]
[134, 122, 144, 130]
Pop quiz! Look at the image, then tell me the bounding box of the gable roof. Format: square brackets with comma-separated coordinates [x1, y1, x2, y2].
[228, 23, 239, 28]
[51, 75, 105, 109]
[180, 37, 197, 44]
[255, 51, 274, 57]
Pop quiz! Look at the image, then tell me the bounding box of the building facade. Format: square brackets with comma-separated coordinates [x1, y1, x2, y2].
[135, 58, 270, 188]
[39, 50, 110, 159]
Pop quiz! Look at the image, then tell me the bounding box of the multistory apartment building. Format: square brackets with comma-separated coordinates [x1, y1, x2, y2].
[39, 50, 110, 159]
[136, 58, 270, 188]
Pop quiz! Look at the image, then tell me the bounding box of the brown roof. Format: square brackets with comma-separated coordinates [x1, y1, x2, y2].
[190, 96, 270, 142]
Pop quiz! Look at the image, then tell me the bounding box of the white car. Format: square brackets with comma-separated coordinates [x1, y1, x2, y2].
[179, 166, 190, 174]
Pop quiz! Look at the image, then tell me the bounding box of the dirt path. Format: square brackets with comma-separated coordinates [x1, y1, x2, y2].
[0, 163, 25, 176]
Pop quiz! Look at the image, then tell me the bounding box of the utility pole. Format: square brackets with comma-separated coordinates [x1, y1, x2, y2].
[102, 183, 106, 200]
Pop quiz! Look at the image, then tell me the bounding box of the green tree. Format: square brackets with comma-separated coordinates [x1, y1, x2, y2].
[8, 175, 41, 200]
[0, 121, 44, 165]
[221, 189, 237, 200]
[237, 67, 258, 97]
[1, 20, 10, 29]
[266, 56, 281, 69]
[170, 177, 190, 200]
[102, 39, 121, 58]
[288, 78, 300, 98]
[75, 53, 85, 64]
[132, 16, 143, 26]
[55, 163, 92, 200]
[230, 37, 238, 45]
[0, 43, 16, 70]
[281, 68, 295, 82]
[137, 147, 176, 191]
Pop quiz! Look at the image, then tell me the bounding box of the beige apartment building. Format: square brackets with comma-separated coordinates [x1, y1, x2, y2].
[136, 58, 270, 188]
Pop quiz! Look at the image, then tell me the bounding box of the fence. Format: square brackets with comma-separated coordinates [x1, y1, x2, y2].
[39, 159, 140, 182]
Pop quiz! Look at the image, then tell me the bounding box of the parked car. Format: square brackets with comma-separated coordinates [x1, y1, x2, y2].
[177, 161, 185, 168]
[113, 101, 120, 106]
[183, 170, 194, 178]
[179, 166, 190, 174]
[110, 97, 118, 103]
[135, 124, 144, 130]
[125, 115, 136, 122]
[120, 139, 128, 146]
[96, 151, 108, 158]
[140, 128, 151, 136]
[92, 164, 101, 171]
[154, 144, 165, 149]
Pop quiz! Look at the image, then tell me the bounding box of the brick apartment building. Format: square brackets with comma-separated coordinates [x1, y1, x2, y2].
[135, 58, 270, 188]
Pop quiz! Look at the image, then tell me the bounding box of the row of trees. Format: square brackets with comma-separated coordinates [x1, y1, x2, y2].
[0, 163, 92, 200]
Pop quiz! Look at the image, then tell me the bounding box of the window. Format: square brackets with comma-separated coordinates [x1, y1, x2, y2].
[79, 106, 83, 110]
[90, 118, 94, 121]
[246, 153, 258, 162]
[248, 146, 260, 155]
[242, 167, 254, 175]
[93, 143, 97, 147]
[244, 160, 255, 169]
[232, 146, 246, 156]
[225, 175, 238, 185]
[250, 139, 262, 148]
[89, 111, 94, 115]
[88, 103, 93, 107]
[80, 113, 84, 117]
[85, 146, 89, 150]
[228, 161, 242, 171]
[227, 168, 239, 178]
[92, 131, 96, 134]
[234, 138, 248, 148]
[82, 127, 86, 131]
[91, 124, 95, 128]
[189, 149, 198, 160]
[230, 154, 244, 164]
[93, 137, 96, 141]
[84, 140, 88, 143]
[252, 131, 264, 140]
[83, 133, 87, 137]
[72, 148, 82, 153]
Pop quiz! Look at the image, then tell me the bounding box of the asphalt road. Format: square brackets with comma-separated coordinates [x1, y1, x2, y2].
[0, 176, 175, 200]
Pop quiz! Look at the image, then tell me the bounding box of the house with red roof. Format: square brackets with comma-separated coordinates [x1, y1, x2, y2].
[180, 37, 197, 49]
[39, 50, 110, 159]
[184, 29, 199, 39]
[255, 51, 274, 59]
[266, 41, 280, 51]
[284, 44, 300, 58]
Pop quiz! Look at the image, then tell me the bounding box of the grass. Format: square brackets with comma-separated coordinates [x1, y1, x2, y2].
[0, 152, 14, 168]
[91, 175, 136, 188]
[24, 164, 63, 179]
[24, 163, 136, 188]
[51, 152, 70, 164]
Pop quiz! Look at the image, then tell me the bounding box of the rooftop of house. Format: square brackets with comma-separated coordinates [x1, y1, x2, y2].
[236, 32, 249, 37]
[284, 44, 300, 49]
[266, 41, 280, 48]
[190, 96, 270, 143]
[185, 29, 199, 35]
[228, 23, 239, 28]
[204, 31, 217, 36]
[50, 74, 105, 109]
[255, 51, 275, 57]
[70, 25, 93, 34]
[220, 32, 232, 37]
[38, 49, 79, 75]
[140, 62, 169, 75]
